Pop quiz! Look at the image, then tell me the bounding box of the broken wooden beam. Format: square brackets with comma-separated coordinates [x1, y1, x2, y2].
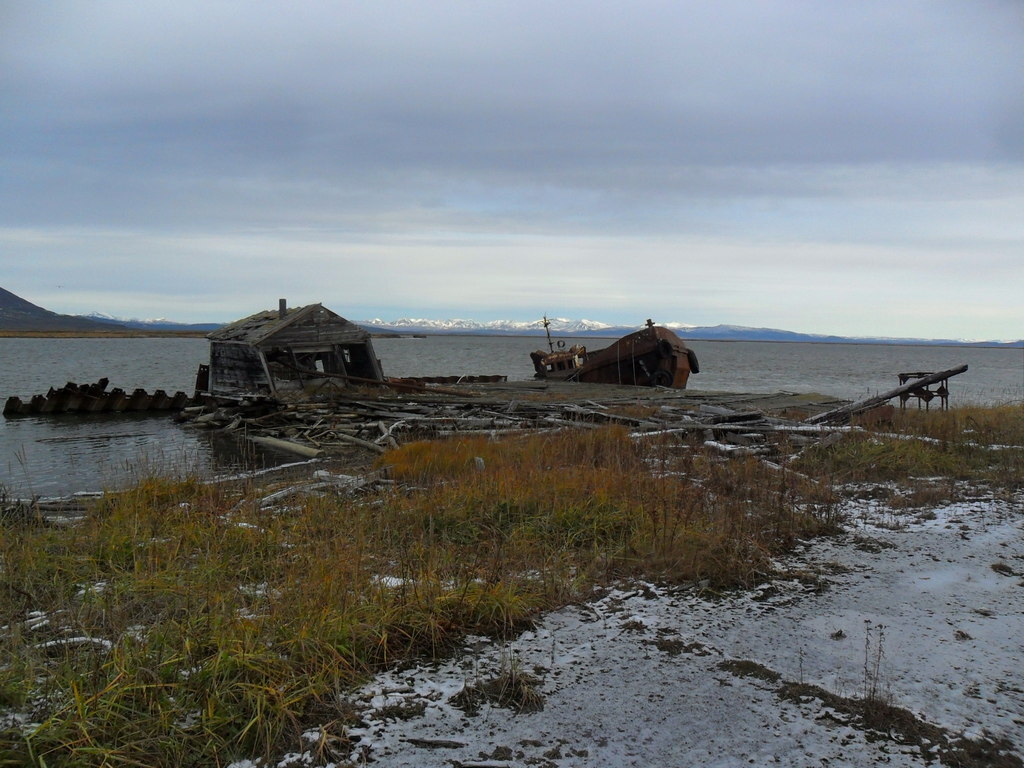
[328, 431, 387, 454]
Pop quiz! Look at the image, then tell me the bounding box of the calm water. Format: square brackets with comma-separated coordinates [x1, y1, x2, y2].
[373, 336, 1024, 404]
[2, 336, 1022, 498]
[0, 337, 252, 499]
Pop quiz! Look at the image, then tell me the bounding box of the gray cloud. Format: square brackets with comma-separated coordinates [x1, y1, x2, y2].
[2, 1, 1022, 338]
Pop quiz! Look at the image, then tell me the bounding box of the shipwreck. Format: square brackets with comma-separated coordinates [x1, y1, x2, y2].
[531, 318, 699, 388]
[198, 300, 384, 400]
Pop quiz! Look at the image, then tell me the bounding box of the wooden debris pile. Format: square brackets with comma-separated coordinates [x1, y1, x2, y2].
[176, 387, 859, 463]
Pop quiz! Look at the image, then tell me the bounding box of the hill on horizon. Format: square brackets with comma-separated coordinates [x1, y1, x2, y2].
[0, 286, 124, 332]
[2, 287, 1019, 346]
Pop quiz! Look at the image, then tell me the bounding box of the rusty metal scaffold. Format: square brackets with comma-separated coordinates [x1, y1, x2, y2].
[897, 371, 950, 411]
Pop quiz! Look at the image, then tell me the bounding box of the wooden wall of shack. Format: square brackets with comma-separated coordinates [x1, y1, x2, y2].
[209, 343, 273, 397]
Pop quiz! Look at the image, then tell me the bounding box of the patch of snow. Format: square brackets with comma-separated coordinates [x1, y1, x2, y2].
[313, 487, 1024, 767]
[35, 636, 113, 651]
[373, 575, 409, 589]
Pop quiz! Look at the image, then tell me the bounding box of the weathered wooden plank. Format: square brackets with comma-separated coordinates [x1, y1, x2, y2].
[209, 342, 273, 396]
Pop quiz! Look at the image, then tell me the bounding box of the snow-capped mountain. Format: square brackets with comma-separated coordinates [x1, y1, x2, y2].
[359, 317, 685, 335]
[78, 313, 222, 331]
[84, 312, 176, 325]
[659, 321, 699, 331]
[368, 317, 615, 333]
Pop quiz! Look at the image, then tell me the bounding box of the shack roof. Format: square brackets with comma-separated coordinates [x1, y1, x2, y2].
[208, 303, 369, 346]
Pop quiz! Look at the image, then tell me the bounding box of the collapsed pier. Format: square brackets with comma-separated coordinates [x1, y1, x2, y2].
[3, 379, 195, 416]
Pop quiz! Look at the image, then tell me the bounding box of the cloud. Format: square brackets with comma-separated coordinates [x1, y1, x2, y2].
[1, 1, 1022, 338]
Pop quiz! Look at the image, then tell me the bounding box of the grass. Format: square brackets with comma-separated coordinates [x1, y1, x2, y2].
[1, 404, 1019, 766]
[796, 404, 1024, 488]
[451, 651, 545, 715]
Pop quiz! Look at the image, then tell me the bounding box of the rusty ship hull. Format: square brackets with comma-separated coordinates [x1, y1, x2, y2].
[531, 323, 699, 388]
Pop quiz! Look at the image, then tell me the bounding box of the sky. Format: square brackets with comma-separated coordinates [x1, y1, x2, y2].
[2, 1, 1022, 340]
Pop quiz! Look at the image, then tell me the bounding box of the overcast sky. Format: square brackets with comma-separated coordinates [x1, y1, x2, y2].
[2, 1, 1022, 339]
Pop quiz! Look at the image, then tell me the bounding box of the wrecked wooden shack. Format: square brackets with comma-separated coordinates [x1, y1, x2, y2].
[199, 301, 384, 400]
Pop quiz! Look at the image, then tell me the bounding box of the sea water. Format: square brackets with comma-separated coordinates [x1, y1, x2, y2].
[1, 336, 1022, 497]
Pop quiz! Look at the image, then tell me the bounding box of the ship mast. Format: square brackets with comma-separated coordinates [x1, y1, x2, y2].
[543, 315, 555, 353]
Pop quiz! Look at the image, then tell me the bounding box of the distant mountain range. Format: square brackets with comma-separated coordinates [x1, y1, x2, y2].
[1, 286, 1020, 345]
[362, 317, 619, 334]
[79, 313, 222, 332]
[358, 317, 1023, 347]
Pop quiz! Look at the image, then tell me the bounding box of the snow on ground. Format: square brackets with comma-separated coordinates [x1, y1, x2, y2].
[266, 487, 1024, 768]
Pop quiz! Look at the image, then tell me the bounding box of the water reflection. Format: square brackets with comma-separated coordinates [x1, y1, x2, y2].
[1, 412, 290, 499]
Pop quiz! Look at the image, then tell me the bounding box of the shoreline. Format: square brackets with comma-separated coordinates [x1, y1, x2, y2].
[0, 329, 209, 338]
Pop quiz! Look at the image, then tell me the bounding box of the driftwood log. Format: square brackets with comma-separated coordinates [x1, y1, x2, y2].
[806, 365, 968, 425]
[248, 435, 324, 458]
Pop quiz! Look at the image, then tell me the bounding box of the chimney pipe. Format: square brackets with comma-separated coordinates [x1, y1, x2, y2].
[278, 298, 287, 319]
